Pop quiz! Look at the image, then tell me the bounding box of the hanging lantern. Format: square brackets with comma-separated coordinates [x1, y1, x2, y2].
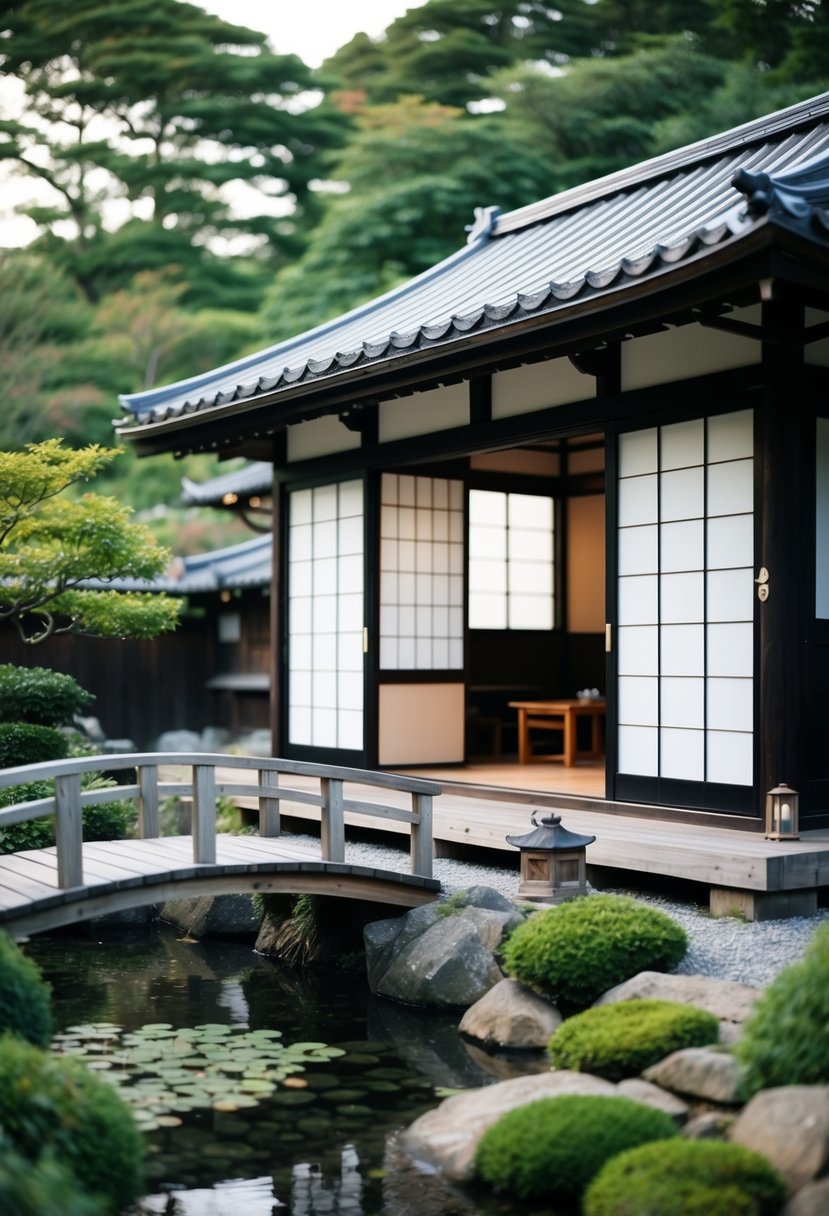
[506, 811, 596, 904]
[764, 783, 799, 841]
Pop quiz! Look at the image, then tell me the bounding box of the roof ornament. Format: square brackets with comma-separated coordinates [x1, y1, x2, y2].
[733, 151, 829, 225]
[465, 204, 502, 245]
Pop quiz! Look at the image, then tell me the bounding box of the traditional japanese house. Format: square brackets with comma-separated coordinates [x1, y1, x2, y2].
[117, 92, 829, 831]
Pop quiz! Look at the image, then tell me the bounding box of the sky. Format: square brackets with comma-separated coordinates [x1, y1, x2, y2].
[0, 0, 422, 247]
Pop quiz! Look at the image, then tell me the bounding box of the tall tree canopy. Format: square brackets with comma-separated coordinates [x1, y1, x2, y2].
[0, 0, 346, 305]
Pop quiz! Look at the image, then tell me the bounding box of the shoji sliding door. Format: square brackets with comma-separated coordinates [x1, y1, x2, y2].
[613, 409, 755, 812]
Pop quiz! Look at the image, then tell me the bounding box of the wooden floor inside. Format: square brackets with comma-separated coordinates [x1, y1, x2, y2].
[399, 757, 606, 798]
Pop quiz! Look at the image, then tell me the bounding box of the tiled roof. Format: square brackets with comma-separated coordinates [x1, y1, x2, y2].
[180, 461, 272, 506]
[83, 533, 271, 594]
[118, 92, 829, 435]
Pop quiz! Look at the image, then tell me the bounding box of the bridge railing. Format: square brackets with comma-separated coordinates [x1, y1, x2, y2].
[0, 753, 441, 890]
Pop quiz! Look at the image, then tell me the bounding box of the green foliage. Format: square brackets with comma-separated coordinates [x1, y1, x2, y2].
[583, 1137, 787, 1216]
[0, 1136, 104, 1216]
[735, 922, 829, 1095]
[0, 1033, 144, 1211]
[474, 1094, 677, 1201]
[0, 664, 94, 726]
[0, 772, 135, 854]
[547, 999, 719, 1081]
[0, 439, 180, 644]
[0, 933, 52, 1047]
[500, 894, 687, 1011]
[0, 722, 67, 768]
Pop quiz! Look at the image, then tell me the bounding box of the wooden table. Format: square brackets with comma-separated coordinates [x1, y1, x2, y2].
[509, 699, 606, 766]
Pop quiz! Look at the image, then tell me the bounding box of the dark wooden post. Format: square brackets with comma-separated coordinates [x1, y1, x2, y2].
[269, 462, 281, 757]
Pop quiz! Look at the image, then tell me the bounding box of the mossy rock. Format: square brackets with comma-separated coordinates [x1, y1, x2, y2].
[474, 1094, 677, 1201]
[0, 933, 52, 1047]
[735, 922, 829, 1095]
[583, 1137, 786, 1215]
[500, 894, 687, 1011]
[548, 998, 719, 1081]
[0, 1034, 144, 1211]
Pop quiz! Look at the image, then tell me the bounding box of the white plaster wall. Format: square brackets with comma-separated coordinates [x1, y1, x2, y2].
[378, 383, 469, 442]
[621, 323, 759, 391]
[377, 682, 465, 764]
[492, 358, 593, 419]
[287, 414, 361, 462]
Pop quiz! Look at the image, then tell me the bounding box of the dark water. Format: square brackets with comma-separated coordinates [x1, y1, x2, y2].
[26, 924, 541, 1216]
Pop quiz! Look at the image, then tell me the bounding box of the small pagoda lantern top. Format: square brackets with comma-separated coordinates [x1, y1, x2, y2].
[506, 811, 596, 904]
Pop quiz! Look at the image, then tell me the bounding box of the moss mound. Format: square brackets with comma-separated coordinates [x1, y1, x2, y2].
[0, 1034, 143, 1211]
[548, 998, 719, 1081]
[500, 894, 687, 1011]
[583, 1137, 786, 1215]
[736, 922, 829, 1095]
[474, 1094, 677, 1201]
[0, 932, 52, 1047]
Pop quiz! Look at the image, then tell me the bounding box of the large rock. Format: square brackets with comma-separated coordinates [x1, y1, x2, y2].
[154, 729, 206, 753]
[730, 1086, 829, 1194]
[617, 1078, 689, 1124]
[643, 1047, 743, 1105]
[400, 1070, 617, 1180]
[595, 971, 761, 1044]
[783, 1177, 829, 1215]
[459, 978, 562, 1049]
[364, 887, 524, 1009]
[160, 894, 261, 939]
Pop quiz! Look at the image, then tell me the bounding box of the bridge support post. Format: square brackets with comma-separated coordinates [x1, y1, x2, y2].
[137, 765, 160, 839]
[55, 773, 83, 888]
[258, 768, 280, 837]
[410, 793, 434, 878]
[192, 765, 216, 864]
[320, 778, 345, 863]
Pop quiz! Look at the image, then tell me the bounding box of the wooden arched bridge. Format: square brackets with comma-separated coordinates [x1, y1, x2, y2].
[0, 754, 441, 938]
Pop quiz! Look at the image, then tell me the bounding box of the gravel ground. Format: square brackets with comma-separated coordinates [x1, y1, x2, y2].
[287, 832, 829, 991]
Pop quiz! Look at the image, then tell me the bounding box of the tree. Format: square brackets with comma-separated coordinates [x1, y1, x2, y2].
[0, 0, 346, 304]
[0, 440, 180, 644]
[260, 96, 556, 340]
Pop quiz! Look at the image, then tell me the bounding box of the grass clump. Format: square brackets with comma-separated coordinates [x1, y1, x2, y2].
[500, 894, 687, 1011]
[736, 922, 829, 1096]
[0, 1034, 143, 1212]
[548, 999, 719, 1081]
[0, 933, 52, 1047]
[583, 1138, 786, 1215]
[475, 1094, 677, 1202]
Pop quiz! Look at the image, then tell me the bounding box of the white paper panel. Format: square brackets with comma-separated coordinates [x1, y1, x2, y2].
[289, 707, 311, 746]
[469, 489, 505, 525]
[312, 708, 336, 748]
[618, 725, 658, 776]
[469, 593, 507, 630]
[509, 597, 553, 630]
[618, 525, 658, 576]
[707, 677, 753, 732]
[313, 484, 337, 521]
[707, 514, 754, 570]
[660, 520, 704, 573]
[618, 676, 658, 726]
[660, 625, 704, 676]
[660, 727, 705, 781]
[660, 418, 704, 471]
[707, 568, 754, 622]
[661, 677, 704, 729]
[707, 622, 753, 677]
[338, 710, 363, 751]
[707, 730, 753, 785]
[660, 572, 704, 624]
[618, 575, 658, 625]
[707, 459, 753, 517]
[660, 466, 704, 522]
[618, 474, 658, 526]
[618, 625, 658, 676]
[619, 428, 658, 476]
[708, 409, 753, 463]
[510, 493, 553, 529]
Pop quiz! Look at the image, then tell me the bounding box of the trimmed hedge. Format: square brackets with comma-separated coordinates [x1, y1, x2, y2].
[583, 1138, 787, 1216]
[475, 1094, 677, 1201]
[0, 1033, 144, 1212]
[548, 998, 719, 1081]
[0, 722, 67, 768]
[736, 922, 829, 1096]
[0, 932, 52, 1047]
[500, 894, 687, 1011]
[0, 665, 94, 727]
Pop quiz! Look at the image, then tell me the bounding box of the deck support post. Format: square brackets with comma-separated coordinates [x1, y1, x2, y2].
[258, 768, 280, 837]
[137, 765, 160, 839]
[410, 793, 433, 878]
[192, 764, 216, 864]
[55, 773, 83, 888]
[320, 778, 345, 863]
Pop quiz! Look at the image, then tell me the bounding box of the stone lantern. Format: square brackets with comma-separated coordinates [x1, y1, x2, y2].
[765, 782, 800, 841]
[506, 811, 596, 904]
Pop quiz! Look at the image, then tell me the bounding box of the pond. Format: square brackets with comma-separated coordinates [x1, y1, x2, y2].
[27, 922, 542, 1216]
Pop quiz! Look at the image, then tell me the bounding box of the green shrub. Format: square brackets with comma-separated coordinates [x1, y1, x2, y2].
[0, 665, 94, 727]
[0, 932, 52, 1046]
[474, 1094, 677, 1202]
[548, 999, 719, 1081]
[0, 1136, 104, 1216]
[0, 1034, 144, 1212]
[736, 922, 829, 1096]
[500, 894, 687, 1011]
[0, 780, 55, 853]
[583, 1138, 786, 1216]
[0, 722, 67, 768]
[77, 774, 136, 841]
